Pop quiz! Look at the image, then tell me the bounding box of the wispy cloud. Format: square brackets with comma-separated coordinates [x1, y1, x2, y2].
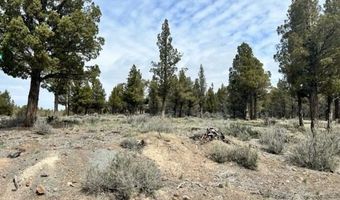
[2, 0, 324, 108]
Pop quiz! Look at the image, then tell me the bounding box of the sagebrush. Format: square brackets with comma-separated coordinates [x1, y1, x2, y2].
[82, 151, 161, 199]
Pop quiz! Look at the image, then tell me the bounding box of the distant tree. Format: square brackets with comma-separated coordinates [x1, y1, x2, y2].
[147, 77, 160, 115]
[0, 1, 104, 126]
[275, 0, 320, 130]
[216, 84, 228, 117]
[0, 90, 14, 116]
[205, 84, 218, 114]
[90, 78, 106, 113]
[196, 65, 207, 117]
[124, 65, 145, 114]
[174, 68, 194, 117]
[151, 19, 182, 117]
[228, 43, 270, 119]
[265, 80, 293, 118]
[108, 84, 126, 114]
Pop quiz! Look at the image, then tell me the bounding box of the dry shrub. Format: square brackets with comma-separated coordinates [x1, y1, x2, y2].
[82, 151, 161, 200]
[221, 123, 259, 141]
[289, 131, 340, 172]
[207, 142, 258, 170]
[33, 119, 53, 135]
[260, 128, 287, 154]
[120, 138, 144, 151]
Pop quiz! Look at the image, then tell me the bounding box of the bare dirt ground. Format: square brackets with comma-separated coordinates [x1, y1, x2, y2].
[0, 116, 339, 200]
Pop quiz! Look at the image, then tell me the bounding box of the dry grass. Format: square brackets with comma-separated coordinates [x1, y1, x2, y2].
[260, 127, 287, 154]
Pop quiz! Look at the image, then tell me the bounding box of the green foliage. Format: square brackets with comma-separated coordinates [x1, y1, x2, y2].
[124, 65, 145, 114]
[109, 84, 126, 114]
[151, 19, 182, 116]
[205, 84, 218, 113]
[194, 65, 207, 117]
[147, 77, 160, 115]
[82, 151, 161, 199]
[0, 0, 104, 126]
[0, 90, 14, 116]
[228, 43, 270, 119]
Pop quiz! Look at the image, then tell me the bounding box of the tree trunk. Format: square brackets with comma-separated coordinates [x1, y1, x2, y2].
[249, 97, 254, 120]
[200, 105, 203, 118]
[54, 93, 59, 114]
[334, 98, 339, 120]
[326, 96, 333, 130]
[179, 103, 183, 118]
[24, 71, 41, 127]
[254, 94, 258, 120]
[161, 97, 166, 118]
[309, 87, 318, 132]
[297, 94, 304, 127]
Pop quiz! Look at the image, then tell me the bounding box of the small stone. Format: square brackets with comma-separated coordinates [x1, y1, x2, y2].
[183, 195, 190, 200]
[7, 151, 21, 159]
[36, 185, 45, 195]
[67, 182, 74, 187]
[291, 167, 297, 172]
[217, 183, 224, 188]
[173, 193, 179, 197]
[2, 174, 6, 179]
[40, 173, 49, 177]
[25, 180, 32, 187]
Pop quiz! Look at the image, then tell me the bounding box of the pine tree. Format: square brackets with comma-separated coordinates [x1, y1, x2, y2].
[108, 84, 126, 114]
[147, 77, 160, 115]
[228, 43, 270, 119]
[91, 78, 106, 114]
[275, 0, 320, 130]
[197, 65, 207, 117]
[205, 84, 218, 114]
[216, 84, 228, 117]
[0, 90, 14, 116]
[124, 65, 145, 114]
[151, 19, 182, 117]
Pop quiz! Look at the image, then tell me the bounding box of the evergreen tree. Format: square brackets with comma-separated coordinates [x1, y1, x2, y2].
[196, 65, 207, 117]
[91, 78, 106, 113]
[0, 90, 14, 116]
[205, 84, 218, 114]
[216, 84, 228, 117]
[228, 43, 270, 119]
[316, 0, 340, 128]
[108, 84, 126, 114]
[275, 0, 320, 130]
[0, 1, 104, 126]
[176, 69, 194, 117]
[147, 77, 160, 115]
[124, 65, 145, 114]
[151, 19, 182, 117]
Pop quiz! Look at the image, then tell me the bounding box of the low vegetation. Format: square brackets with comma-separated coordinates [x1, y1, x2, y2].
[83, 151, 161, 200]
[260, 127, 287, 154]
[289, 131, 340, 172]
[208, 142, 258, 170]
[221, 123, 259, 141]
[33, 119, 53, 135]
[120, 138, 144, 151]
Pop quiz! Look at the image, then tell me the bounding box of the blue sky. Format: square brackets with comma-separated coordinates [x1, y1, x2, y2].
[0, 0, 325, 109]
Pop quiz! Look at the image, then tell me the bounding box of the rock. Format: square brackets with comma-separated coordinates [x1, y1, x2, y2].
[7, 151, 21, 159]
[217, 183, 224, 188]
[36, 185, 45, 195]
[183, 195, 190, 200]
[25, 180, 32, 187]
[40, 173, 49, 177]
[67, 182, 75, 187]
[173, 193, 179, 197]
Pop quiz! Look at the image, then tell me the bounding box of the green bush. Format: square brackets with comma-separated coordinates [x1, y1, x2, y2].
[289, 131, 339, 172]
[82, 151, 161, 199]
[228, 146, 258, 170]
[260, 128, 286, 154]
[0, 90, 14, 116]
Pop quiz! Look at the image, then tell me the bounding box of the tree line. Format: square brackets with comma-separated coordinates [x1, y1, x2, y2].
[0, 0, 339, 130]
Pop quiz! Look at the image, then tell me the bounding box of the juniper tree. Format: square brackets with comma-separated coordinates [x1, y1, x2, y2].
[124, 65, 145, 114]
[0, 0, 104, 126]
[108, 84, 126, 114]
[275, 0, 320, 130]
[151, 19, 182, 117]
